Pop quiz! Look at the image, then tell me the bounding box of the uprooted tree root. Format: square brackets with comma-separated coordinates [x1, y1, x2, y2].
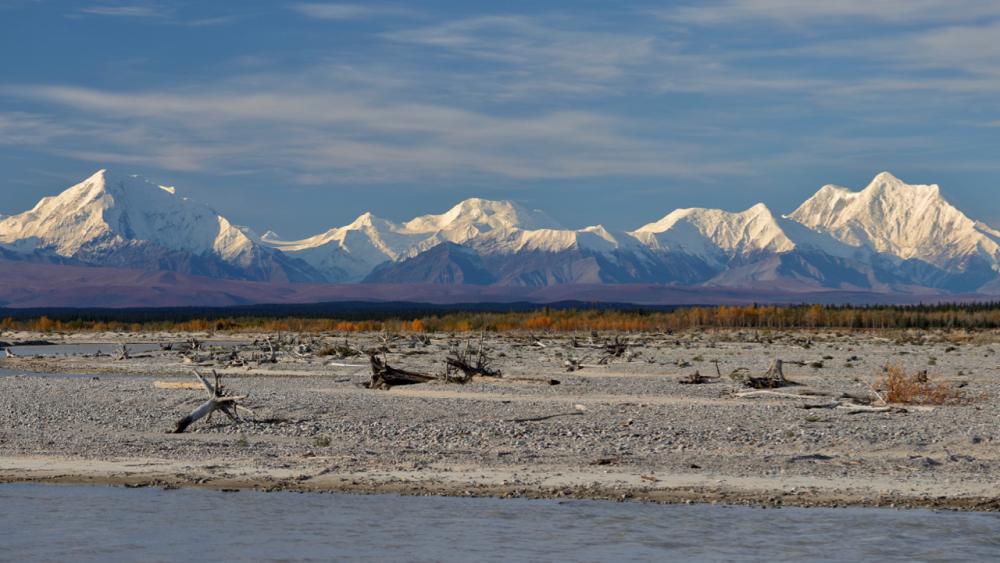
[876, 364, 968, 405]
[730, 359, 796, 389]
[366, 353, 439, 390]
[446, 334, 501, 379]
[366, 353, 474, 390]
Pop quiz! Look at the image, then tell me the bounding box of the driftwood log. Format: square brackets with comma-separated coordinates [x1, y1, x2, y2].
[114, 344, 130, 361]
[604, 336, 629, 358]
[172, 370, 253, 433]
[366, 354, 438, 390]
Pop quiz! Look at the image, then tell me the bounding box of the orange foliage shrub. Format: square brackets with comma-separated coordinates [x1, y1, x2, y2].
[878, 364, 965, 405]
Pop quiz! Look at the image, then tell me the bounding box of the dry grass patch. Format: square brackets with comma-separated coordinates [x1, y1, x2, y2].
[876, 364, 966, 405]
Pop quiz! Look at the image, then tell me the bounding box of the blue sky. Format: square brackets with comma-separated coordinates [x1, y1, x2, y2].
[2, 0, 999, 237]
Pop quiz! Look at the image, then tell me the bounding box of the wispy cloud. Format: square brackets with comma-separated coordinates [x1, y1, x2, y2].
[9, 3, 1000, 211]
[75, 2, 247, 26]
[78, 4, 171, 19]
[291, 3, 414, 20]
[384, 15, 660, 97]
[0, 112, 78, 145]
[655, 0, 1000, 26]
[380, 11, 1000, 106]
[1, 79, 745, 181]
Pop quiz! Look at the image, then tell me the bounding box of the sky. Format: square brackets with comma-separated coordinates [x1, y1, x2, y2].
[2, 0, 999, 237]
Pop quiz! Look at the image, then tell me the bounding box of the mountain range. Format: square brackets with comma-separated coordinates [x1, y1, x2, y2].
[2, 168, 999, 306]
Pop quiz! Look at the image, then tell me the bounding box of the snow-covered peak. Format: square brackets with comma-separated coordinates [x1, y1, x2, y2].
[787, 171, 998, 268]
[346, 211, 379, 229]
[783, 184, 857, 229]
[634, 203, 795, 258]
[469, 223, 632, 255]
[0, 168, 257, 261]
[402, 198, 562, 235]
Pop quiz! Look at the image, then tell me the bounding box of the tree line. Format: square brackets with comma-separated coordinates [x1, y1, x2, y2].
[7, 302, 1000, 333]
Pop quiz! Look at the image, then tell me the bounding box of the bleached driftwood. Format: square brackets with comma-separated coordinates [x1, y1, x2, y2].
[114, 344, 130, 361]
[734, 389, 827, 399]
[529, 335, 547, 348]
[171, 369, 253, 433]
[798, 401, 905, 414]
[263, 337, 277, 363]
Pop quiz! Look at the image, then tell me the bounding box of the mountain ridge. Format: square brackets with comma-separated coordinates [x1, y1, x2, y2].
[2, 169, 998, 295]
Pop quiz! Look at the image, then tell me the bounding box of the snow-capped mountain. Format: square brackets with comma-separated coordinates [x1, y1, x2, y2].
[2, 169, 998, 294]
[788, 172, 1000, 271]
[352, 173, 1000, 291]
[785, 172, 1000, 292]
[633, 203, 795, 263]
[0, 169, 321, 282]
[263, 198, 565, 282]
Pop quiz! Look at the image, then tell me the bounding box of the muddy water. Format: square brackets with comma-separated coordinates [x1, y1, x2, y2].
[2, 484, 999, 562]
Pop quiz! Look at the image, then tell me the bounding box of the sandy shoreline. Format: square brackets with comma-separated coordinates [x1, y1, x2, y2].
[3, 455, 1000, 511]
[2, 329, 999, 510]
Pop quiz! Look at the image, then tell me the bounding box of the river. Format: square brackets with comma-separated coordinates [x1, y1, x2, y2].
[2, 483, 998, 561]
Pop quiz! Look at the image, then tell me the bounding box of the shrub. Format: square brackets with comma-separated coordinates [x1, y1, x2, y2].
[878, 364, 965, 405]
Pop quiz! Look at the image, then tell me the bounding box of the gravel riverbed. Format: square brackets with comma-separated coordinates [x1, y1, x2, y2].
[2, 329, 999, 510]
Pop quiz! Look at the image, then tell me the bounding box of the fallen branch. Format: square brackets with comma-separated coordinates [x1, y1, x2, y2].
[564, 357, 602, 372]
[800, 402, 841, 410]
[797, 401, 904, 414]
[502, 376, 561, 386]
[171, 369, 253, 433]
[734, 389, 823, 399]
[680, 370, 719, 384]
[837, 404, 897, 414]
[508, 404, 587, 422]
